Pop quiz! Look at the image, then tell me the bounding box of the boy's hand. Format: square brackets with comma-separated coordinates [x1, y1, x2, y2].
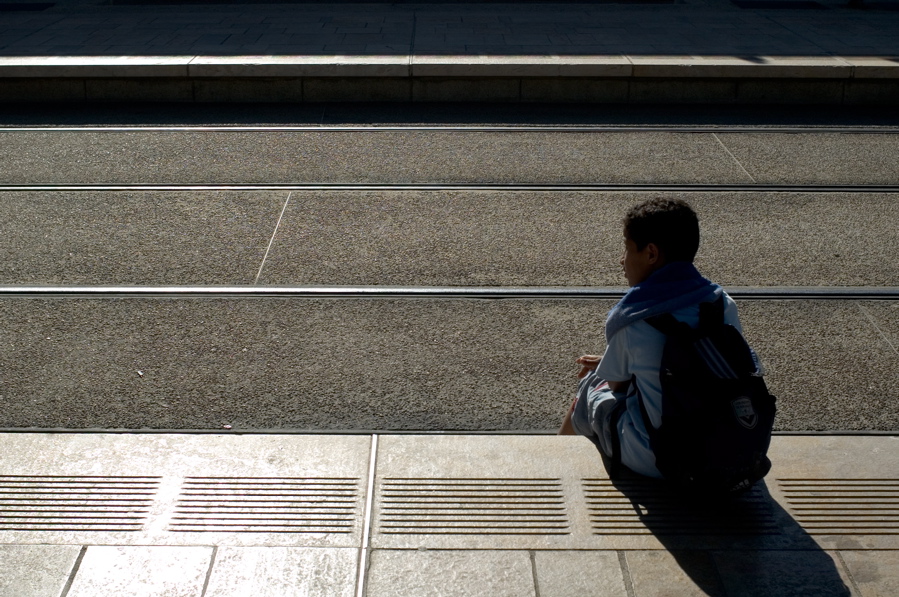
[576, 355, 601, 379]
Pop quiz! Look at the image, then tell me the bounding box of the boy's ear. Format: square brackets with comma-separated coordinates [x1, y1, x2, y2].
[646, 242, 663, 265]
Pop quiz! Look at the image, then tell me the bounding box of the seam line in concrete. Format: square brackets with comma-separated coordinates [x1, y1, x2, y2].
[764, 13, 831, 61]
[10, 183, 898, 193]
[199, 546, 218, 597]
[835, 550, 864, 596]
[835, 57, 852, 104]
[356, 433, 379, 597]
[618, 550, 637, 597]
[59, 545, 87, 597]
[409, 10, 417, 81]
[254, 190, 291, 284]
[834, 56, 856, 86]
[529, 550, 542, 597]
[624, 56, 635, 103]
[712, 132, 756, 183]
[857, 303, 898, 356]
[6, 125, 899, 134]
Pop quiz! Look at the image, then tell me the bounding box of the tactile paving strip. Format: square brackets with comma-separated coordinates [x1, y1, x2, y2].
[377, 478, 570, 535]
[583, 478, 778, 536]
[778, 479, 899, 535]
[0, 476, 160, 532]
[168, 477, 361, 533]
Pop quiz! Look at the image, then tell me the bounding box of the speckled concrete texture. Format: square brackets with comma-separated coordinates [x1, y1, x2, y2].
[860, 302, 899, 356]
[4, 130, 897, 185]
[0, 130, 766, 185]
[259, 190, 899, 287]
[715, 133, 899, 185]
[5, 129, 899, 187]
[0, 191, 286, 285]
[259, 190, 632, 287]
[739, 301, 899, 431]
[691, 192, 899, 288]
[1, 190, 894, 287]
[0, 298, 609, 430]
[0, 298, 894, 431]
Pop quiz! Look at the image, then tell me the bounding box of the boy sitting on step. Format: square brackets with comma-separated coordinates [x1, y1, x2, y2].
[559, 197, 744, 479]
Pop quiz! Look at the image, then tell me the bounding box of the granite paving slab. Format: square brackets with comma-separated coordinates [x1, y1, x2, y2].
[0, 545, 81, 597]
[66, 546, 211, 597]
[370, 435, 899, 550]
[763, 435, 899, 551]
[0, 430, 897, 594]
[365, 550, 536, 597]
[625, 551, 726, 597]
[839, 550, 899, 597]
[203, 547, 358, 597]
[711, 550, 854, 596]
[532, 551, 627, 597]
[0, 434, 371, 547]
[370, 435, 596, 550]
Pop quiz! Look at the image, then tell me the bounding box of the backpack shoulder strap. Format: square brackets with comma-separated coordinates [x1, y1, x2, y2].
[645, 312, 692, 337]
[645, 312, 677, 335]
[646, 294, 726, 336]
[698, 295, 726, 333]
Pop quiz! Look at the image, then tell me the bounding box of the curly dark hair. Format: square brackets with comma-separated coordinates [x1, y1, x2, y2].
[623, 198, 700, 263]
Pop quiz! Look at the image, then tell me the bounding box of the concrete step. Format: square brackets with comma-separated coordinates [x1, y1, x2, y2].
[2, 129, 899, 184]
[0, 297, 895, 431]
[1, 189, 896, 287]
[1, 0, 898, 104]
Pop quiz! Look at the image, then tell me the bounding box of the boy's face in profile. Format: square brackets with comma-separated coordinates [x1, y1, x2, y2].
[621, 228, 661, 287]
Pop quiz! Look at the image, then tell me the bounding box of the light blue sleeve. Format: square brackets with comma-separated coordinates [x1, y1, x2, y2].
[596, 326, 632, 382]
[723, 293, 743, 333]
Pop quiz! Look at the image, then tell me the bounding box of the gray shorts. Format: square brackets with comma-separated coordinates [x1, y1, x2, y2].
[570, 370, 625, 458]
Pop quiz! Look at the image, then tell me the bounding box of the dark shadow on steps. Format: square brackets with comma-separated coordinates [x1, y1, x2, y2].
[591, 451, 852, 596]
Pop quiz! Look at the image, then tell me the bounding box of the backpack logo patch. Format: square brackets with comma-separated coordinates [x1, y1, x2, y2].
[732, 397, 758, 429]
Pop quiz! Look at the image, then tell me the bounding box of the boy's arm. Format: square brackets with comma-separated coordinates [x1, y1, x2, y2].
[576, 355, 630, 393]
[595, 326, 632, 394]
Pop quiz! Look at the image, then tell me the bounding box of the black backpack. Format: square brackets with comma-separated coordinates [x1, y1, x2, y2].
[627, 296, 776, 495]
